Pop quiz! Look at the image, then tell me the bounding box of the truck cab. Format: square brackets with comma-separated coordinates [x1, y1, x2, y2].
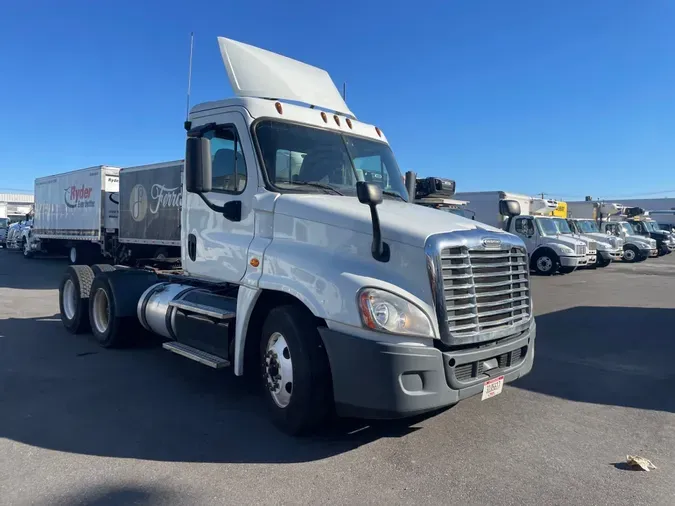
[600, 220, 657, 262]
[0, 218, 8, 247]
[506, 213, 587, 275]
[626, 218, 673, 256]
[566, 218, 623, 267]
[57, 37, 537, 436]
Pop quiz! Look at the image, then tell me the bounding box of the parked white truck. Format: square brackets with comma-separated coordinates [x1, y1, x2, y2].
[453, 191, 588, 275]
[27, 161, 182, 264]
[567, 201, 657, 262]
[566, 218, 623, 267]
[57, 37, 536, 436]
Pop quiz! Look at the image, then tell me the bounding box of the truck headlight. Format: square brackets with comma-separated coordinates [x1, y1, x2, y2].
[358, 288, 435, 338]
[557, 245, 574, 255]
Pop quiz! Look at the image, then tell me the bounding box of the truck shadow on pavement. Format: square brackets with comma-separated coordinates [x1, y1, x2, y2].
[514, 306, 675, 413]
[0, 314, 426, 464]
[0, 251, 67, 290]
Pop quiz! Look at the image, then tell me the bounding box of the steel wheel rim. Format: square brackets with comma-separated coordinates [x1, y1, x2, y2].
[70, 247, 77, 264]
[264, 332, 293, 408]
[92, 288, 111, 335]
[625, 249, 635, 261]
[63, 279, 77, 320]
[537, 256, 552, 272]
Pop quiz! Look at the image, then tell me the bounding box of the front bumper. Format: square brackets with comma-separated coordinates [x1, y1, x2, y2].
[606, 249, 623, 261]
[561, 255, 587, 267]
[319, 322, 536, 419]
[585, 252, 597, 265]
[649, 248, 659, 257]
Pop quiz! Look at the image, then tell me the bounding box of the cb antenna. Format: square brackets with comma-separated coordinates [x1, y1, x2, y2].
[184, 32, 194, 131]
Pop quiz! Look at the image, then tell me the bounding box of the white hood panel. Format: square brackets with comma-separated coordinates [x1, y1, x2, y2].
[273, 194, 513, 248]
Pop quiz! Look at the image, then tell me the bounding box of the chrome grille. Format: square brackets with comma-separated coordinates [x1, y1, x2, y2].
[588, 240, 597, 251]
[440, 246, 531, 339]
[576, 244, 586, 255]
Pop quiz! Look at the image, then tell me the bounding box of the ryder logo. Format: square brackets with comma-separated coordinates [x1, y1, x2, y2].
[64, 185, 95, 209]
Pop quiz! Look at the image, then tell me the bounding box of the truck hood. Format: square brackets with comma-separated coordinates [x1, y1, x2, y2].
[580, 232, 621, 248]
[273, 194, 512, 248]
[545, 236, 585, 250]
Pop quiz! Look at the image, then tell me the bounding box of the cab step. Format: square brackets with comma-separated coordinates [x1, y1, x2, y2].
[162, 341, 231, 368]
[169, 299, 236, 320]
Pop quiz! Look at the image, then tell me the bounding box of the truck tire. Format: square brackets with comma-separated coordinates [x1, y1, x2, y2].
[623, 245, 639, 263]
[59, 265, 95, 334]
[91, 264, 116, 276]
[558, 266, 576, 274]
[88, 270, 158, 348]
[597, 256, 611, 268]
[88, 275, 131, 348]
[260, 305, 333, 436]
[659, 243, 669, 256]
[530, 249, 559, 276]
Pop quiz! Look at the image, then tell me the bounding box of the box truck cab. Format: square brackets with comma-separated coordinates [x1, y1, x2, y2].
[601, 220, 657, 262]
[453, 191, 587, 275]
[56, 37, 536, 436]
[626, 215, 674, 256]
[566, 218, 623, 267]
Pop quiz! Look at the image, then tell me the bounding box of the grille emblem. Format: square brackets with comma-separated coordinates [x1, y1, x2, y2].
[481, 238, 502, 249]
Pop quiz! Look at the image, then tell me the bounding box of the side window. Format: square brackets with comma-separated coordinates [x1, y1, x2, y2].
[514, 218, 532, 235]
[204, 127, 247, 193]
[353, 155, 389, 189]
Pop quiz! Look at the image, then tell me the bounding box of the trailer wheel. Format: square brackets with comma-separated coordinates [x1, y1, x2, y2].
[88, 275, 131, 348]
[531, 249, 559, 276]
[623, 245, 639, 263]
[59, 265, 95, 334]
[260, 305, 333, 436]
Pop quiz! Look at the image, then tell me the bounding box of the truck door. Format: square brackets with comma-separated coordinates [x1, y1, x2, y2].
[512, 216, 537, 254]
[182, 112, 257, 283]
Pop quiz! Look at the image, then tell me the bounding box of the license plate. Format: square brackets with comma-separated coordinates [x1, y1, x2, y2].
[481, 376, 504, 400]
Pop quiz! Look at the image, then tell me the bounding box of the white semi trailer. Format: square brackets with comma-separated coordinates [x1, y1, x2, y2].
[57, 37, 537, 436]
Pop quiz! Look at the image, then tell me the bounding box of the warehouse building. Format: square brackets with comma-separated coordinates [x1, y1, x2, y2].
[568, 197, 675, 211]
[0, 192, 34, 222]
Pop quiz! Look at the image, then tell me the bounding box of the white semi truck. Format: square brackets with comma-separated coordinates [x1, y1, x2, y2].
[57, 37, 536, 436]
[27, 161, 182, 264]
[567, 201, 657, 262]
[453, 191, 588, 275]
[566, 218, 623, 267]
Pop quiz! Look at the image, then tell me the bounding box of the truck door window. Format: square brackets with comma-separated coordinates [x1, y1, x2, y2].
[204, 127, 247, 193]
[514, 218, 533, 236]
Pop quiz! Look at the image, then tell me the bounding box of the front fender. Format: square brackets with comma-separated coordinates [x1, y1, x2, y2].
[257, 219, 438, 334]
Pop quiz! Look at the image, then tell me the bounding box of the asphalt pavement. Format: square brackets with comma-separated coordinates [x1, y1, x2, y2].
[1, 250, 674, 505]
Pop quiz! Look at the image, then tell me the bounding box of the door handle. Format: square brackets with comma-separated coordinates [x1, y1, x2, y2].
[188, 233, 197, 261]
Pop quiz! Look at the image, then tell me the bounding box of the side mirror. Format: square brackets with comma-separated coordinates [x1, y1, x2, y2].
[185, 137, 212, 194]
[499, 199, 521, 217]
[357, 181, 383, 206]
[356, 181, 389, 262]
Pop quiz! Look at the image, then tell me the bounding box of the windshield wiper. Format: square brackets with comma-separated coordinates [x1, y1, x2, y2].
[286, 181, 344, 195]
[382, 190, 406, 201]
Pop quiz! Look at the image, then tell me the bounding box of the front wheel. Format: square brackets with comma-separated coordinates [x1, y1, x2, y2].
[596, 256, 612, 268]
[659, 244, 669, 256]
[559, 266, 576, 274]
[623, 245, 639, 263]
[531, 250, 559, 276]
[260, 305, 333, 436]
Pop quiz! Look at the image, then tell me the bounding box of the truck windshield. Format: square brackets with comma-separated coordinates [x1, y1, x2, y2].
[551, 218, 573, 234]
[577, 220, 599, 233]
[534, 218, 560, 236]
[254, 120, 409, 200]
[620, 222, 635, 235]
[644, 221, 659, 232]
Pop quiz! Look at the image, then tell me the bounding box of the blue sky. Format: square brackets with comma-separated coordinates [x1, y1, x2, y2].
[1, 0, 674, 200]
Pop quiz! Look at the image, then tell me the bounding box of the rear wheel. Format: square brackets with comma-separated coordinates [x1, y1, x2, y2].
[88, 275, 133, 348]
[260, 305, 333, 436]
[59, 265, 95, 334]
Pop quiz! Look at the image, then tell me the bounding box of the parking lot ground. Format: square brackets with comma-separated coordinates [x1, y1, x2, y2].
[1, 250, 674, 505]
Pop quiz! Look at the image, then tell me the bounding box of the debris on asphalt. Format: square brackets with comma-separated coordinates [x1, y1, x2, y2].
[626, 455, 657, 472]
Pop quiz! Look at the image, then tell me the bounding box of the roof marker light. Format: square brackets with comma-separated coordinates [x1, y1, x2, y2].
[375, 127, 382, 137]
[321, 112, 328, 123]
[346, 118, 353, 129]
[334, 115, 341, 126]
[275, 102, 283, 114]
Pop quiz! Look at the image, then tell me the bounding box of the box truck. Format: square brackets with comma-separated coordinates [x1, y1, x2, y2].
[56, 36, 536, 436]
[26, 161, 182, 264]
[453, 191, 589, 275]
